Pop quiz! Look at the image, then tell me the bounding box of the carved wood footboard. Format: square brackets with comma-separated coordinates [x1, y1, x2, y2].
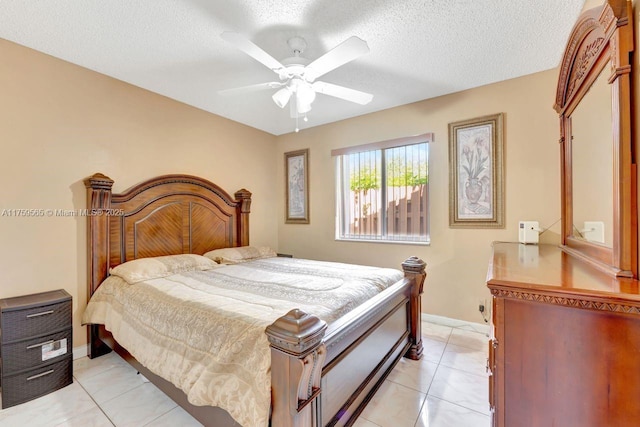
[265, 257, 425, 427]
[84, 173, 426, 427]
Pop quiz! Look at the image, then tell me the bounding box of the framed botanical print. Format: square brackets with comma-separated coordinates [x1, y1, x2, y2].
[285, 149, 309, 224]
[449, 113, 504, 228]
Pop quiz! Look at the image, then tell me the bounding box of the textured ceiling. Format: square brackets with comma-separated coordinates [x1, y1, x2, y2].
[0, 0, 586, 135]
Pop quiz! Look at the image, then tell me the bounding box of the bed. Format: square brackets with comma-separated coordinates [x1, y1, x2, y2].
[83, 173, 426, 427]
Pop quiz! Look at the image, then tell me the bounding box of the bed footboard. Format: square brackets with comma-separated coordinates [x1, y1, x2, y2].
[266, 309, 328, 427]
[266, 256, 426, 427]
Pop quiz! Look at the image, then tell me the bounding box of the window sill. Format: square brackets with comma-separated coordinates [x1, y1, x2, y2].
[335, 237, 430, 246]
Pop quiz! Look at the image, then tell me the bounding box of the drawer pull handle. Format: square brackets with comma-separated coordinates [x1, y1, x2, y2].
[26, 310, 54, 318]
[26, 340, 54, 350]
[26, 370, 54, 381]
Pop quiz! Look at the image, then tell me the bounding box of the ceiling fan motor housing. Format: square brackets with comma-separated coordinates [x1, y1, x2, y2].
[287, 36, 307, 54]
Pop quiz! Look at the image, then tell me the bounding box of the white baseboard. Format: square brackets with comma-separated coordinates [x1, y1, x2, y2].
[423, 313, 490, 334]
[72, 345, 88, 360]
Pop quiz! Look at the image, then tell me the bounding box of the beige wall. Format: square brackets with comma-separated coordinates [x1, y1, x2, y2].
[0, 39, 278, 349]
[277, 70, 562, 323]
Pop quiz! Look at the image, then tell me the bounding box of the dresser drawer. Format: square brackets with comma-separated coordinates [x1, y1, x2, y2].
[1, 300, 71, 343]
[1, 356, 73, 408]
[2, 329, 72, 374]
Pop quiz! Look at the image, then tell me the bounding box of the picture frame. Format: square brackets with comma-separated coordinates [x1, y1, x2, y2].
[449, 113, 504, 228]
[285, 149, 310, 224]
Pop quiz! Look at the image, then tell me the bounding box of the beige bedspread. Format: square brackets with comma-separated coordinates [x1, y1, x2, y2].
[82, 257, 403, 427]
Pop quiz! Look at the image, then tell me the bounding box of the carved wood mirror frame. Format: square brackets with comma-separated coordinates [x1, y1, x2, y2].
[554, 0, 636, 277]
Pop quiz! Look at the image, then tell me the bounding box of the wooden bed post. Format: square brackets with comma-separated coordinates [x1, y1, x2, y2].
[266, 309, 327, 427]
[234, 189, 251, 246]
[402, 256, 427, 360]
[84, 173, 115, 359]
[84, 173, 114, 295]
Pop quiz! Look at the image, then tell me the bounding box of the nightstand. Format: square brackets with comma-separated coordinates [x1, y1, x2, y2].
[0, 289, 73, 408]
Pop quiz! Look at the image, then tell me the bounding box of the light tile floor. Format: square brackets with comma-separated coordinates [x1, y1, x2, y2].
[0, 319, 490, 427]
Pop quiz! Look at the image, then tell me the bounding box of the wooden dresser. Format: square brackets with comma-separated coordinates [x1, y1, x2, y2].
[487, 243, 640, 427]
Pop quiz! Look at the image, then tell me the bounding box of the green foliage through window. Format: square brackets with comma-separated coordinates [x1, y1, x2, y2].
[337, 140, 430, 243]
[386, 158, 428, 187]
[350, 165, 379, 191]
[349, 153, 428, 191]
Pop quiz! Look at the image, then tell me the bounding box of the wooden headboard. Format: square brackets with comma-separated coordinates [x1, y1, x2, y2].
[84, 173, 251, 296]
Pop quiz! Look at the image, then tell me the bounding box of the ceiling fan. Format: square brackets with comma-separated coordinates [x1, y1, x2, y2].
[219, 32, 373, 122]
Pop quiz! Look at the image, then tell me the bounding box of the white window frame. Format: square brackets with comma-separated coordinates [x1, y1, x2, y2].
[332, 134, 432, 245]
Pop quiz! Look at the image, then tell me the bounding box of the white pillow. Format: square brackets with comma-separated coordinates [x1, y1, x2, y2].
[109, 254, 219, 284]
[203, 246, 277, 264]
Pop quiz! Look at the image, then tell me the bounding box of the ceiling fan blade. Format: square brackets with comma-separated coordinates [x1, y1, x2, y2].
[305, 36, 370, 81]
[218, 82, 284, 96]
[221, 31, 285, 72]
[312, 81, 373, 105]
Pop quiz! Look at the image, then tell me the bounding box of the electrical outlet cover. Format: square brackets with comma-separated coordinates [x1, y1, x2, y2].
[583, 221, 605, 244]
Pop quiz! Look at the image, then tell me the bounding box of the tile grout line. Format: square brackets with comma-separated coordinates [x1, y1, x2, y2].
[412, 363, 440, 427]
[71, 374, 117, 426]
[80, 374, 179, 427]
[72, 354, 124, 382]
[405, 322, 451, 425]
[422, 324, 491, 422]
[425, 362, 491, 417]
[424, 394, 491, 419]
[141, 405, 181, 427]
[434, 363, 489, 380]
[360, 416, 383, 427]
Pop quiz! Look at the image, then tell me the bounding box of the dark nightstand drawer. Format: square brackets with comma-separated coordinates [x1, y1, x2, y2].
[0, 289, 73, 409]
[1, 291, 71, 343]
[2, 329, 72, 374]
[1, 356, 73, 408]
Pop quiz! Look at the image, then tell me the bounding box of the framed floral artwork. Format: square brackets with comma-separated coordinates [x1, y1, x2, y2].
[285, 149, 310, 224]
[448, 113, 504, 228]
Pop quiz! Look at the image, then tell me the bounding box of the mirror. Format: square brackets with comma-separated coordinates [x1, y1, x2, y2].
[554, 0, 636, 278]
[570, 67, 612, 247]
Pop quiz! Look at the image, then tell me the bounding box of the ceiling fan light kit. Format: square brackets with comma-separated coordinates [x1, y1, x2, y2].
[293, 80, 316, 112]
[272, 87, 292, 108]
[219, 31, 374, 131]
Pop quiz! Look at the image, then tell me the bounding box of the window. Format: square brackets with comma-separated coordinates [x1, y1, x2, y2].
[333, 134, 432, 244]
